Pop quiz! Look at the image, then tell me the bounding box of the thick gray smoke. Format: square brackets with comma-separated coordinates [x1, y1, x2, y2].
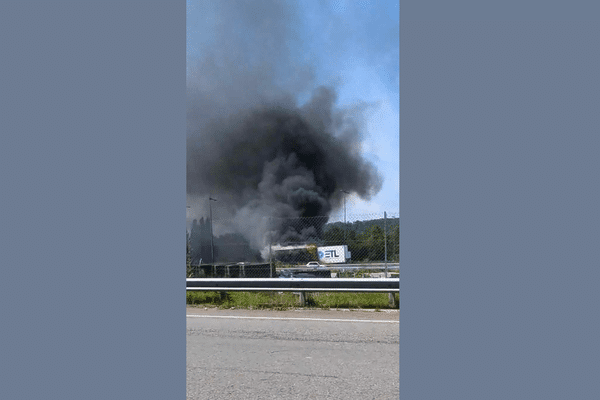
[186, 0, 382, 251]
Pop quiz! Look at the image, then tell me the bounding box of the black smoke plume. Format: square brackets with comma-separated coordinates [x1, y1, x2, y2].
[186, 1, 382, 254]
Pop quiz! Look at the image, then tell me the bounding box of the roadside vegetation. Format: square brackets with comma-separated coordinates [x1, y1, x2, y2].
[186, 291, 399, 310]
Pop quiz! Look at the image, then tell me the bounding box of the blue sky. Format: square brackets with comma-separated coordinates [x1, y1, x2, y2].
[187, 0, 398, 220]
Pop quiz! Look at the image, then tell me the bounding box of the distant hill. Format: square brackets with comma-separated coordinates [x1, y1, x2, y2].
[324, 217, 399, 234]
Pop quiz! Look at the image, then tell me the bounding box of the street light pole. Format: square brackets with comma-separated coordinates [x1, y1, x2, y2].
[209, 197, 217, 265]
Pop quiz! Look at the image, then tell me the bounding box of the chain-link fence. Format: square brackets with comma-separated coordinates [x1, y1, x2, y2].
[187, 211, 399, 278]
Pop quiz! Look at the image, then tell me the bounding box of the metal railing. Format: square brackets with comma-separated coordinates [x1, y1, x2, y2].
[187, 263, 399, 278]
[186, 277, 399, 306]
[279, 264, 399, 278]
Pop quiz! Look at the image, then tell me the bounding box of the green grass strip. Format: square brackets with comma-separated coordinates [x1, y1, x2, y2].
[186, 291, 399, 310]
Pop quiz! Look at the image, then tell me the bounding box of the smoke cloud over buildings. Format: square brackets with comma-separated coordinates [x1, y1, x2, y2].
[186, 1, 383, 254]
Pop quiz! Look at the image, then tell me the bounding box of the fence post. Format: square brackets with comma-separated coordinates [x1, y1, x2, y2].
[299, 291, 306, 306]
[384, 211, 388, 278]
[385, 211, 394, 304]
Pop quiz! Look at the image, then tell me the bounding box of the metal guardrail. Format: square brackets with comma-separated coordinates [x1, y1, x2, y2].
[316, 263, 400, 269]
[281, 266, 399, 272]
[186, 278, 399, 306]
[278, 263, 398, 269]
[277, 266, 399, 279]
[186, 278, 399, 292]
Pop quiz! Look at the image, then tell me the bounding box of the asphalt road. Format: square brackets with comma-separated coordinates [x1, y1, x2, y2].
[187, 307, 399, 400]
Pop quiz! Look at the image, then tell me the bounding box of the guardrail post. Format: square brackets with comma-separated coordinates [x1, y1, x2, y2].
[389, 292, 396, 307]
[299, 291, 306, 306]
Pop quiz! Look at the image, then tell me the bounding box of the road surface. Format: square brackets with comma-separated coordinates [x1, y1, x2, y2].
[187, 307, 399, 399]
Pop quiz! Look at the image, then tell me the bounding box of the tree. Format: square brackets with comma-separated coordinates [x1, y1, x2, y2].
[322, 226, 345, 245]
[186, 231, 193, 277]
[388, 225, 399, 262]
[354, 225, 385, 262]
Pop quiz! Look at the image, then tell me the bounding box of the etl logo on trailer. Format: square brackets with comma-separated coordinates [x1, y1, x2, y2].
[317, 245, 350, 263]
[321, 249, 339, 258]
